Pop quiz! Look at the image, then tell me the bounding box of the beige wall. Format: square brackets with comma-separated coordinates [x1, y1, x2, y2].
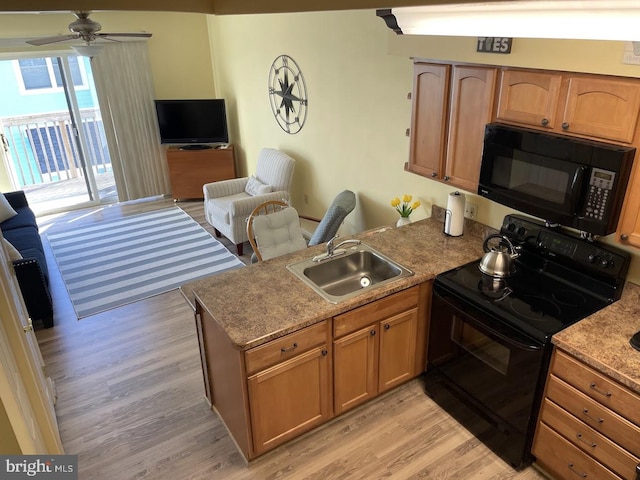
[209, 9, 640, 283]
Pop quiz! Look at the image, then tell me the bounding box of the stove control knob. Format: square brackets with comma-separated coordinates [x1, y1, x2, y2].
[588, 254, 600, 264]
[601, 258, 613, 269]
[506, 223, 516, 232]
[516, 227, 526, 236]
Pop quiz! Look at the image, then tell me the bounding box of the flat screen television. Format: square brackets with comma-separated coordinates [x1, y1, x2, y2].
[155, 99, 229, 148]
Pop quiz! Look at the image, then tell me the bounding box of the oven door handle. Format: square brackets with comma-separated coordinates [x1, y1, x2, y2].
[437, 291, 543, 351]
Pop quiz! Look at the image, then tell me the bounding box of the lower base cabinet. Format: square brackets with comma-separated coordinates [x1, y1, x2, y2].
[333, 288, 420, 414]
[248, 346, 332, 456]
[532, 348, 640, 480]
[194, 281, 431, 461]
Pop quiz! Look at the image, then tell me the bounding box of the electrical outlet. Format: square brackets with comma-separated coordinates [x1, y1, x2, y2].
[464, 202, 477, 220]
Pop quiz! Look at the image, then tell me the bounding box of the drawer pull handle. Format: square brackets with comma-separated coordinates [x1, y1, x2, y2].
[576, 433, 596, 448]
[582, 408, 604, 424]
[589, 382, 612, 397]
[568, 463, 587, 478]
[281, 342, 298, 353]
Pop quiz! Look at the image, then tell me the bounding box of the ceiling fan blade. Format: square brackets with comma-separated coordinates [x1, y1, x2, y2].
[97, 33, 153, 39]
[26, 34, 78, 46]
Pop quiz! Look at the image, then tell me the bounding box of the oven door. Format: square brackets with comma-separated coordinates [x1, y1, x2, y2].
[426, 283, 550, 469]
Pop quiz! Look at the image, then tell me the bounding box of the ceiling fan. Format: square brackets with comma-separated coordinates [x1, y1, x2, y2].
[25, 11, 152, 47]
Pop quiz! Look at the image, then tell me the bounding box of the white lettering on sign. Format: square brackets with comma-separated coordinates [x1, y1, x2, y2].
[477, 37, 513, 54]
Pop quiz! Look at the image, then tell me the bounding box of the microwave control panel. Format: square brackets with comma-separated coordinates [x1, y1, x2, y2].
[582, 168, 616, 221]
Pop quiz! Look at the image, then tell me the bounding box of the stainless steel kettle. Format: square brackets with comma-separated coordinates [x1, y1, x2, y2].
[478, 234, 519, 278]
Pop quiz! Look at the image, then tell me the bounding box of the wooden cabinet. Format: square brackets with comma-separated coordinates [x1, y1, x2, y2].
[497, 69, 640, 143]
[408, 62, 496, 192]
[496, 69, 562, 129]
[195, 281, 431, 461]
[248, 345, 332, 456]
[166, 145, 236, 200]
[195, 304, 332, 460]
[333, 286, 421, 414]
[532, 348, 640, 480]
[408, 63, 450, 179]
[618, 162, 640, 248]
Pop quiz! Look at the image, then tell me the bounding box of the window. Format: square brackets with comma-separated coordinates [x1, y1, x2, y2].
[15, 57, 86, 93]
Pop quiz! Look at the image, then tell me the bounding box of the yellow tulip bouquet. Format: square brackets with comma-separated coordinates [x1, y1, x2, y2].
[391, 194, 421, 218]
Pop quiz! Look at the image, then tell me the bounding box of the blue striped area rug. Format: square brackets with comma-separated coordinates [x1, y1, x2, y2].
[47, 207, 244, 319]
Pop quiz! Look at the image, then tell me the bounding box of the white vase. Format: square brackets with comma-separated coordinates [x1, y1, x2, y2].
[396, 217, 412, 227]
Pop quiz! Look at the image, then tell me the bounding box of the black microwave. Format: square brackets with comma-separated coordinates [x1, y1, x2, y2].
[478, 124, 635, 236]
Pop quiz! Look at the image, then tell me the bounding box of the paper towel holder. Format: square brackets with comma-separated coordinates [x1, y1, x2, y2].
[444, 191, 465, 237]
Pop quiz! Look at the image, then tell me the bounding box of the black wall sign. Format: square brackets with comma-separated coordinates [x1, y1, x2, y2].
[477, 37, 513, 54]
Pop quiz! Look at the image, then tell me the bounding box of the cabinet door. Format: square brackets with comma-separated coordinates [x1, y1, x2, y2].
[496, 70, 561, 129]
[407, 63, 450, 178]
[248, 345, 331, 455]
[446, 66, 497, 192]
[378, 308, 418, 393]
[563, 77, 640, 143]
[333, 325, 379, 415]
[618, 161, 640, 248]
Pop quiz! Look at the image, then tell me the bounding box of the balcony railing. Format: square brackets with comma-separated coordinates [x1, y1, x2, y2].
[1, 108, 112, 189]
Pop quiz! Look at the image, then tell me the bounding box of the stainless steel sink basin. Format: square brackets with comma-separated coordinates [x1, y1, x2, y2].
[286, 243, 413, 303]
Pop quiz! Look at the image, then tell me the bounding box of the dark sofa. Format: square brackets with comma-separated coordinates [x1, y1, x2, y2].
[1, 191, 53, 328]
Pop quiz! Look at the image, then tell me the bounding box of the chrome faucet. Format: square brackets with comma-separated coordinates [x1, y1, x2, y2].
[313, 235, 362, 262]
[326, 235, 361, 256]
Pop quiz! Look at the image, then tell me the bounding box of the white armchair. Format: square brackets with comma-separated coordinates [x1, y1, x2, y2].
[203, 148, 296, 255]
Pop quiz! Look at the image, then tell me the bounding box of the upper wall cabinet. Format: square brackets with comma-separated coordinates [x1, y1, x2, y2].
[408, 63, 450, 179]
[408, 62, 496, 192]
[496, 69, 640, 143]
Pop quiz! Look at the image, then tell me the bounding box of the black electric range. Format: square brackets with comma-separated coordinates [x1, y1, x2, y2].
[425, 214, 631, 469]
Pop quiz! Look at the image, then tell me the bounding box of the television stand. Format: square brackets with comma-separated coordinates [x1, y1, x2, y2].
[179, 144, 213, 151]
[166, 145, 236, 200]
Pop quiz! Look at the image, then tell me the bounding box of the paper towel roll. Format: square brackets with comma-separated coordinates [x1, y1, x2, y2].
[444, 191, 465, 237]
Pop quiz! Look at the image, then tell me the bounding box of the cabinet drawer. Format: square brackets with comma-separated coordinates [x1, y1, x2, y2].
[552, 349, 640, 426]
[334, 286, 419, 338]
[533, 421, 622, 480]
[540, 399, 640, 480]
[245, 321, 328, 375]
[546, 375, 640, 456]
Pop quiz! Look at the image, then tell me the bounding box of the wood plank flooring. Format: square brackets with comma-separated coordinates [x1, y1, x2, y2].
[34, 197, 548, 480]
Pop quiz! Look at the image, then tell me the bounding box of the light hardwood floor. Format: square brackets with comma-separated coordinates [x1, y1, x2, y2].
[34, 197, 548, 480]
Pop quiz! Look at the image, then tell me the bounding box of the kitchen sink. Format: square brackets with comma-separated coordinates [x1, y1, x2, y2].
[286, 243, 413, 303]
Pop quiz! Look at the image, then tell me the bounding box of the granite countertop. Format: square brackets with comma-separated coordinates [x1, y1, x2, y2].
[552, 281, 640, 395]
[182, 210, 492, 351]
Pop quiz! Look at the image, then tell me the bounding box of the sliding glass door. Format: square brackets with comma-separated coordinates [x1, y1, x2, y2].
[0, 54, 116, 215]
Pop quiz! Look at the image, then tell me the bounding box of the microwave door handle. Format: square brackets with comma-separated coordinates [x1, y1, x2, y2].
[569, 165, 588, 211]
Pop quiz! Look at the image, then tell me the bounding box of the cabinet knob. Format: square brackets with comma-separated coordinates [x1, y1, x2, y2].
[431, 172, 438, 177]
[370, 330, 376, 336]
[443, 175, 450, 181]
[541, 118, 549, 126]
[384, 324, 391, 331]
[562, 122, 570, 130]
[621, 234, 629, 241]
[321, 349, 328, 356]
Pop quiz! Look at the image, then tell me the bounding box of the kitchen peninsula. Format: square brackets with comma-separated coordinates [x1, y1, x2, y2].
[181, 209, 640, 467]
[181, 208, 491, 461]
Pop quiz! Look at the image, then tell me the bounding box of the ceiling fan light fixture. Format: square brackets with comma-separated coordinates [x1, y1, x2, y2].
[71, 44, 103, 57]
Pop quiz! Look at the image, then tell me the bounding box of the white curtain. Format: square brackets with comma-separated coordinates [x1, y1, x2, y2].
[91, 42, 170, 201]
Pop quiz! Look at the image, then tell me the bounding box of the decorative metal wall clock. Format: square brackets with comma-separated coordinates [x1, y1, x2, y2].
[268, 55, 308, 134]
